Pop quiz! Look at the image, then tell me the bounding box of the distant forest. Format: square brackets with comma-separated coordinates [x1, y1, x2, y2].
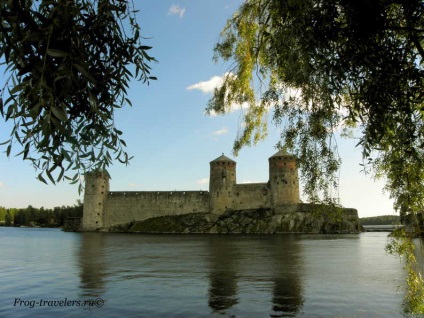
[360, 215, 400, 225]
[0, 202, 83, 227]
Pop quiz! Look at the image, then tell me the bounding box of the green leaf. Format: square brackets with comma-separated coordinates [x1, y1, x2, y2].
[37, 173, 48, 185]
[51, 107, 67, 121]
[46, 168, 55, 184]
[46, 49, 69, 57]
[72, 64, 95, 82]
[6, 144, 11, 156]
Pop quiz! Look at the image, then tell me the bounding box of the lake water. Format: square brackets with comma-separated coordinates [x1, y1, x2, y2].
[0, 227, 416, 317]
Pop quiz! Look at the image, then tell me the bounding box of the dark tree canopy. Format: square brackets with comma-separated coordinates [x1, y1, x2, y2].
[0, 0, 156, 187]
[208, 0, 424, 215]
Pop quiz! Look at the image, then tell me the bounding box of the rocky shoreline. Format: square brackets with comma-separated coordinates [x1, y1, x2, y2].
[105, 205, 362, 234]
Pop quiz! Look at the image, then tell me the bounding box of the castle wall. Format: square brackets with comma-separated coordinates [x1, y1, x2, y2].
[103, 191, 210, 227]
[269, 154, 300, 204]
[209, 158, 236, 214]
[81, 151, 305, 232]
[82, 171, 109, 231]
[232, 183, 269, 210]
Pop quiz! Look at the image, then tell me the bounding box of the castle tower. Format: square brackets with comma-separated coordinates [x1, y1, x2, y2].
[82, 171, 109, 231]
[268, 149, 300, 205]
[209, 154, 236, 214]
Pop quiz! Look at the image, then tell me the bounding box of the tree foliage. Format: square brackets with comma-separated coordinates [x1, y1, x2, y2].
[360, 215, 400, 226]
[11, 202, 83, 227]
[0, 0, 156, 187]
[386, 229, 424, 314]
[208, 0, 424, 213]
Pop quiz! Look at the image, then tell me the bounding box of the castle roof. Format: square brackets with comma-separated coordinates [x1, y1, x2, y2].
[210, 154, 236, 163]
[270, 149, 295, 158]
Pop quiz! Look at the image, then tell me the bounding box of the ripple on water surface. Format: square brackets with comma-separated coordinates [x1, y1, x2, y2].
[0, 228, 410, 317]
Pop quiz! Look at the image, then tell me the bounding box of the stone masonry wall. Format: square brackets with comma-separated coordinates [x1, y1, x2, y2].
[232, 183, 269, 210]
[103, 191, 210, 228]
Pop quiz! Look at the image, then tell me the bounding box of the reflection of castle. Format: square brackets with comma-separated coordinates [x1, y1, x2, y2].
[206, 236, 304, 316]
[82, 150, 300, 231]
[78, 233, 107, 297]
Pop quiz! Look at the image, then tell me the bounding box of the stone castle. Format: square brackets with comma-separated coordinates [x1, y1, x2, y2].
[82, 150, 302, 231]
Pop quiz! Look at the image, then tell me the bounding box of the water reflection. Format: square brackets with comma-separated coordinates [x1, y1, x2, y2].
[206, 235, 304, 317]
[268, 236, 303, 317]
[0, 228, 409, 317]
[207, 237, 239, 313]
[78, 233, 108, 297]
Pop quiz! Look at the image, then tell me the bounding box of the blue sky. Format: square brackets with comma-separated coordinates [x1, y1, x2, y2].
[0, 0, 394, 217]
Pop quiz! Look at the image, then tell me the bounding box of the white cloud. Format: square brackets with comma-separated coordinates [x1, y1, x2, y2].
[196, 178, 209, 185]
[0, 182, 4, 187]
[168, 4, 186, 18]
[187, 73, 251, 116]
[186, 74, 229, 94]
[212, 127, 229, 136]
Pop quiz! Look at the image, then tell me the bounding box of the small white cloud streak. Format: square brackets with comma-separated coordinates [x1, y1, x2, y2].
[186, 74, 230, 94]
[168, 5, 186, 18]
[196, 178, 209, 185]
[212, 127, 229, 136]
[239, 180, 265, 184]
[0, 182, 4, 187]
[188, 73, 273, 117]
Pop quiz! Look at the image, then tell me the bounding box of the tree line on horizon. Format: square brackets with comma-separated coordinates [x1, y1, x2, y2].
[0, 201, 83, 227]
[360, 215, 400, 226]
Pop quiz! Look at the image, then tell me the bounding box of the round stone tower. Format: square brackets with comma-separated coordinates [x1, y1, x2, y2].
[268, 149, 300, 205]
[209, 154, 236, 214]
[82, 171, 109, 231]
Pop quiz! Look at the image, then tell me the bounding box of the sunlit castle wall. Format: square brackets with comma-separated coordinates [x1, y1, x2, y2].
[82, 171, 109, 231]
[81, 151, 303, 231]
[268, 150, 300, 205]
[102, 191, 210, 227]
[208, 155, 237, 214]
[232, 183, 270, 210]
